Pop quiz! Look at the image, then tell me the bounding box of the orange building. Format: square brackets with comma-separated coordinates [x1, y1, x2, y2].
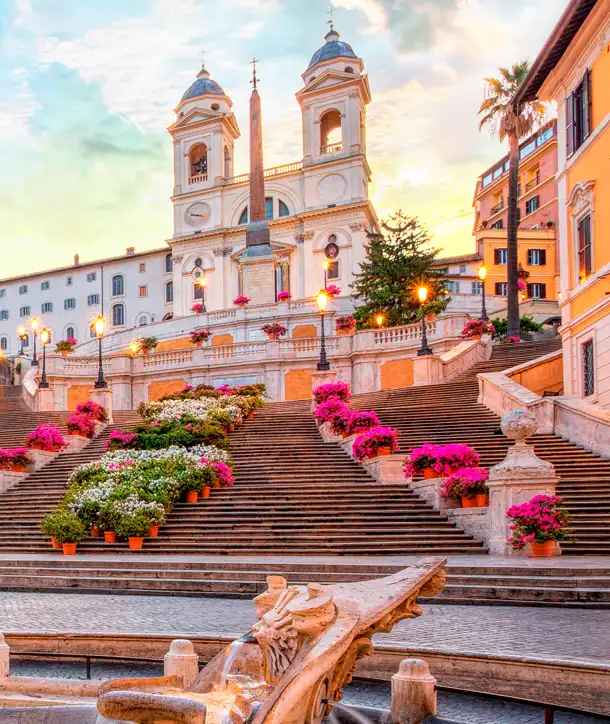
[515, 0, 610, 404]
[472, 121, 559, 300]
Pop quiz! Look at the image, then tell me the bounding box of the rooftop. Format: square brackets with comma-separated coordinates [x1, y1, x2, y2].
[432, 253, 482, 266]
[308, 28, 358, 69]
[181, 65, 225, 102]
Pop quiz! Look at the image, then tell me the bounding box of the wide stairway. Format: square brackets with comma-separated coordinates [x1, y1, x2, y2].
[0, 385, 68, 447]
[353, 339, 610, 555]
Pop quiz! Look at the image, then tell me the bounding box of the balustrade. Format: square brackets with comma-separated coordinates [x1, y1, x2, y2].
[188, 174, 208, 185]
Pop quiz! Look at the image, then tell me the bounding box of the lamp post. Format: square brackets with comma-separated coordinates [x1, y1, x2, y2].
[94, 316, 107, 389]
[30, 317, 39, 367]
[323, 259, 330, 289]
[18, 325, 26, 355]
[478, 265, 489, 321]
[316, 291, 330, 371]
[39, 328, 50, 388]
[198, 276, 208, 313]
[376, 314, 384, 328]
[416, 286, 433, 356]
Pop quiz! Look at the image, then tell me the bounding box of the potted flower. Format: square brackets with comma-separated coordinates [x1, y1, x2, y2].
[324, 284, 341, 298]
[47, 512, 86, 555]
[66, 412, 96, 439]
[403, 444, 439, 479]
[507, 494, 572, 557]
[336, 315, 356, 335]
[353, 427, 400, 461]
[55, 337, 77, 357]
[99, 504, 121, 543]
[190, 329, 211, 348]
[277, 291, 291, 302]
[76, 400, 108, 423]
[233, 295, 251, 307]
[345, 410, 381, 436]
[0, 449, 10, 470]
[312, 381, 350, 405]
[461, 319, 494, 340]
[41, 511, 63, 549]
[137, 336, 158, 355]
[440, 467, 489, 508]
[546, 220, 555, 228]
[313, 397, 350, 430]
[115, 514, 150, 550]
[26, 424, 67, 452]
[430, 443, 480, 477]
[8, 448, 31, 473]
[191, 302, 205, 314]
[262, 323, 287, 341]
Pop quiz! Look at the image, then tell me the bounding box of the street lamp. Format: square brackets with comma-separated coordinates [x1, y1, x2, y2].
[198, 276, 208, 313]
[30, 317, 39, 367]
[376, 314, 384, 328]
[316, 291, 330, 371]
[416, 286, 433, 356]
[478, 265, 489, 321]
[323, 259, 330, 288]
[39, 328, 50, 388]
[129, 341, 139, 356]
[93, 316, 107, 389]
[18, 325, 26, 355]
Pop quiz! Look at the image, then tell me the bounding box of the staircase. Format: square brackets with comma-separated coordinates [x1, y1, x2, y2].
[352, 339, 610, 555]
[0, 386, 68, 447]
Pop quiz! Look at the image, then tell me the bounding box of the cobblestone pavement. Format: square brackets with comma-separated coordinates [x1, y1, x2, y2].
[6, 664, 607, 724]
[2, 593, 610, 665]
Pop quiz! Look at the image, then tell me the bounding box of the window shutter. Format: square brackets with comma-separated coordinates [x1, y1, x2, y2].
[527, 283, 533, 298]
[495, 282, 502, 295]
[540, 284, 547, 299]
[494, 249, 500, 264]
[540, 249, 547, 266]
[583, 69, 592, 139]
[527, 250, 532, 265]
[566, 92, 574, 157]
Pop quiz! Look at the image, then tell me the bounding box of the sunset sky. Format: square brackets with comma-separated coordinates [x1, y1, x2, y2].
[0, 0, 566, 278]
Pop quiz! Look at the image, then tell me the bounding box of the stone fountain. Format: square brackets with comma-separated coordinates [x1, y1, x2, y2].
[0, 557, 445, 723]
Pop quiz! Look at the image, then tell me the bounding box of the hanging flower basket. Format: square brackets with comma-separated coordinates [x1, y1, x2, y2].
[262, 323, 287, 340]
[233, 295, 251, 307]
[55, 338, 77, 356]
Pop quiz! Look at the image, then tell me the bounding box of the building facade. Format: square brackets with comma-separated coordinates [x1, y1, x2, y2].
[515, 0, 610, 404]
[0, 26, 376, 356]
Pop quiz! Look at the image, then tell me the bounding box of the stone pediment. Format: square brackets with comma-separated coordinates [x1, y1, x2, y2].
[169, 109, 240, 136]
[231, 240, 295, 261]
[297, 71, 371, 104]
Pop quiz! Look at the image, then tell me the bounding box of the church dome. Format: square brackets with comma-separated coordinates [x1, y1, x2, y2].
[181, 65, 225, 101]
[308, 28, 357, 69]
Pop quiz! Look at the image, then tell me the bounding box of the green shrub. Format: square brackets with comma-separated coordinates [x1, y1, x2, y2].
[42, 512, 86, 544]
[115, 514, 150, 539]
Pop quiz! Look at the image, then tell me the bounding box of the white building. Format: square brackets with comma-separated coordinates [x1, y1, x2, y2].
[0, 26, 377, 355]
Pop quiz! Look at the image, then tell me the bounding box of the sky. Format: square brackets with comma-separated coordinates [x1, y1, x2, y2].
[0, 0, 567, 278]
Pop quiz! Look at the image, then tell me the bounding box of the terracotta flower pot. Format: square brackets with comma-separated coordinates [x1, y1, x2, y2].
[147, 525, 159, 537]
[213, 481, 221, 489]
[530, 540, 555, 558]
[141, 348, 150, 356]
[90, 526, 101, 538]
[62, 542, 77, 555]
[128, 537, 144, 550]
[68, 430, 88, 438]
[267, 333, 278, 341]
[228, 424, 235, 432]
[104, 531, 117, 543]
[31, 443, 44, 450]
[246, 411, 255, 420]
[377, 446, 391, 457]
[423, 467, 437, 480]
[366, 451, 378, 460]
[470, 334, 482, 341]
[461, 496, 478, 508]
[10, 464, 27, 473]
[51, 537, 62, 550]
[202, 486, 211, 499]
[60, 349, 70, 357]
[193, 341, 203, 349]
[186, 491, 199, 504]
[476, 494, 490, 507]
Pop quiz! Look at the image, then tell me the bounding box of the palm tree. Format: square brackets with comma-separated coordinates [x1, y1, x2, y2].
[478, 62, 546, 339]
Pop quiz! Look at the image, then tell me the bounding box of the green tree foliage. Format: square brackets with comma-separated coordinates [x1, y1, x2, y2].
[351, 212, 450, 329]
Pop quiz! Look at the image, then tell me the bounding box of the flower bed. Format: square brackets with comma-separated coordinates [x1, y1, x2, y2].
[312, 381, 350, 405]
[507, 494, 572, 555]
[26, 424, 67, 452]
[403, 443, 480, 478]
[262, 323, 287, 340]
[353, 427, 400, 461]
[440, 467, 489, 507]
[461, 319, 494, 339]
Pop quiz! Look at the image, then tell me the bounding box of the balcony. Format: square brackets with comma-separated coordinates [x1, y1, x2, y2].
[525, 176, 541, 193]
[490, 201, 505, 215]
[320, 142, 343, 155]
[188, 174, 208, 185]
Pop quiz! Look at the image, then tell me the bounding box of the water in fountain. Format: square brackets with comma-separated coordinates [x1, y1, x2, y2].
[327, 701, 378, 724]
[214, 639, 244, 691]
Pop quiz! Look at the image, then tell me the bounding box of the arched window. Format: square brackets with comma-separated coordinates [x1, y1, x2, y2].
[66, 326, 75, 340]
[112, 303, 125, 327]
[0, 337, 7, 351]
[193, 283, 204, 301]
[189, 143, 208, 179]
[162, 313, 173, 321]
[139, 316, 148, 327]
[165, 281, 174, 303]
[238, 197, 289, 225]
[224, 145, 231, 178]
[112, 274, 124, 297]
[320, 109, 342, 153]
[165, 254, 173, 273]
[279, 200, 290, 218]
[239, 207, 248, 225]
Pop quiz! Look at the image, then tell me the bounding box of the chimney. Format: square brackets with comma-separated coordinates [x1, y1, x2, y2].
[126, 247, 136, 256]
[74, 254, 80, 266]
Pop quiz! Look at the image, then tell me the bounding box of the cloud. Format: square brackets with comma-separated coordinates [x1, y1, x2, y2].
[331, 0, 386, 34]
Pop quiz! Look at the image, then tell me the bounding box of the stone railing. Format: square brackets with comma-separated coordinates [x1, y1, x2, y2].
[412, 335, 492, 386]
[224, 161, 303, 186]
[188, 173, 207, 185]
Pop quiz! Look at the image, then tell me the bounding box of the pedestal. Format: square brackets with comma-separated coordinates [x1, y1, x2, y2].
[362, 454, 405, 484]
[28, 448, 58, 471]
[311, 370, 338, 412]
[339, 433, 359, 458]
[391, 658, 437, 724]
[0, 470, 29, 494]
[409, 477, 459, 510]
[67, 434, 91, 452]
[164, 639, 199, 689]
[412, 355, 442, 387]
[89, 387, 114, 424]
[317, 422, 341, 443]
[0, 634, 9, 678]
[487, 410, 559, 556]
[36, 387, 54, 411]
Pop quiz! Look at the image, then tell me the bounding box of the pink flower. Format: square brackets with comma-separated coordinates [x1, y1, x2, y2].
[352, 427, 399, 461]
[277, 291, 291, 301]
[233, 295, 251, 306]
[312, 381, 350, 405]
